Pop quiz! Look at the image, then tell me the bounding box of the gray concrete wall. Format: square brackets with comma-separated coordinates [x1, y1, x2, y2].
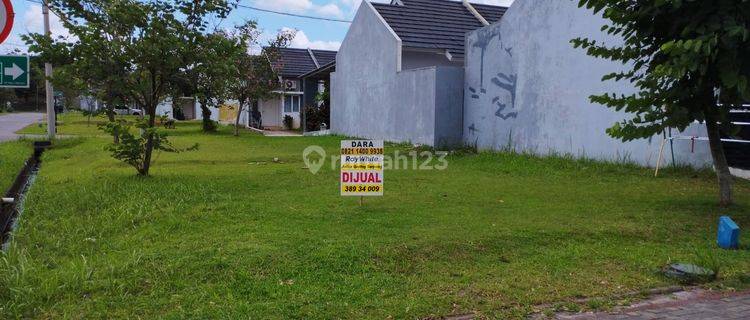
[331, 2, 463, 147]
[435, 67, 465, 147]
[402, 50, 462, 70]
[463, 0, 712, 167]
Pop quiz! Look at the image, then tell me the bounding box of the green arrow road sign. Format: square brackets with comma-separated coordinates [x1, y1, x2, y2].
[0, 55, 29, 88]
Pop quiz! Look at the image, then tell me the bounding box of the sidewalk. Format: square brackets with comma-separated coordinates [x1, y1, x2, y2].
[0, 113, 43, 142]
[244, 126, 303, 137]
[553, 289, 750, 320]
[263, 130, 303, 137]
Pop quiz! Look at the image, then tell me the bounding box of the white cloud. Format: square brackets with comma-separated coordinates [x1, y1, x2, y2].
[254, 0, 312, 12]
[315, 3, 344, 17]
[22, 5, 72, 39]
[0, 4, 74, 52]
[253, 0, 344, 18]
[340, 0, 364, 9]
[282, 27, 341, 51]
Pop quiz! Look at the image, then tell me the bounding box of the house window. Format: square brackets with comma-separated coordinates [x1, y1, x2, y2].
[284, 95, 301, 113]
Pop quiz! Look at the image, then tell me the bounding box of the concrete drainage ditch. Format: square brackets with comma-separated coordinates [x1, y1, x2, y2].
[1, 141, 50, 250]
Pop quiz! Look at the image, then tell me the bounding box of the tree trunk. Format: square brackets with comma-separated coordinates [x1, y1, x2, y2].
[200, 98, 213, 132]
[234, 104, 244, 137]
[106, 106, 119, 144]
[140, 103, 158, 176]
[705, 113, 733, 207]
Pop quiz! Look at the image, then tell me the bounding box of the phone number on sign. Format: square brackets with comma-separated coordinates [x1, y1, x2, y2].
[341, 148, 384, 155]
[342, 185, 382, 193]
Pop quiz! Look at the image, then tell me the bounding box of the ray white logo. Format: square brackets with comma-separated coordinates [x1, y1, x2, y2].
[302, 145, 449, 174]
[303, 145, 326, 174]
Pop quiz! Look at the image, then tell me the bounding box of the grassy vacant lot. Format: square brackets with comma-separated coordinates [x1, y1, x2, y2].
[1, 116, 749, 319]
[16, 112, 142, 136]
[0, 140, 33, 194]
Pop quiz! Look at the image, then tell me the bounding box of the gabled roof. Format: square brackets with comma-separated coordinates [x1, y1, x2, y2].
[300, 60, 336, 80]
[273, 48, 337, 78]
[311, 50, 336, 67]
[371, 0, 507, 59]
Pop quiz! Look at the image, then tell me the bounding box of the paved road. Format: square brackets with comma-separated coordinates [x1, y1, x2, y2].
[555, 289, 750, 320]
[0, 113, 44, 142]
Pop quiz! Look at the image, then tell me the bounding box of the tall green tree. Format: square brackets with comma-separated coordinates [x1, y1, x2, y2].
[573, 0, 749, 206]
[177, 31, 242, 132]
[227, 23, 294, 136]
[25, 0, 232, 176]
[23, 2, 134, 143]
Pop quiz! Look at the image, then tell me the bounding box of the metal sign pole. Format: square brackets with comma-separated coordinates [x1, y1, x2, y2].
[43, 1, 55, 140]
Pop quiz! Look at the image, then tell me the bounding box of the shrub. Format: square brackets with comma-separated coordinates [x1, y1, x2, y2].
[304, 103, 329, 132]
[0, 103, 14, 113]
[99, 119, 197, 175]
[283, 115, 294, 130]
[173, 106, 186, 121]
[202, 118, 218, 132]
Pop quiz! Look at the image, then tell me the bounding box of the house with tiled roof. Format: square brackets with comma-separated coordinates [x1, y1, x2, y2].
[372, 0, 506, 63]
[331, 0, 507, 146]
[327, 0, 749, 175]
[251, 47, 336, 130]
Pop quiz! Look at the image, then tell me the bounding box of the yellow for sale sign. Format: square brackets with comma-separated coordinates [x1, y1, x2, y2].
[341, 140, 384, 196]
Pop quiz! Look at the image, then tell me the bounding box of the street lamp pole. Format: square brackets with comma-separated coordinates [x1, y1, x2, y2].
[43, 1, 55, 140]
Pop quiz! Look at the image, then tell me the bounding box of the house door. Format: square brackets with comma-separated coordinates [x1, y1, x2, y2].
[260, 98, 282, 129]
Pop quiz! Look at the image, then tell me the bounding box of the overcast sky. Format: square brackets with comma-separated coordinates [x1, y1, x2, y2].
[2, 0, 515, 53]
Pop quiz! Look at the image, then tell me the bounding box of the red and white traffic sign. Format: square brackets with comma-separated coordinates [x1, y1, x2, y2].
[0, 0, 13, 45]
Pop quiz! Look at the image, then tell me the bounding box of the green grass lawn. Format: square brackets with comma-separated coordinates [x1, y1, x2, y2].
[0, 140, 33, 194]
[16, 111, 145, 136]
[1, 120, 749, 319]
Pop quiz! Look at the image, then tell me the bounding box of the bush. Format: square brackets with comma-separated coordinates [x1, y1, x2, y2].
[99, 119, 197, 175]
[202, 118, 218, 132]
[173, 106, 185, 120]
[0, 103, 14, 113]
[304, 103, 329, 131]
[283, 114, 294, 130]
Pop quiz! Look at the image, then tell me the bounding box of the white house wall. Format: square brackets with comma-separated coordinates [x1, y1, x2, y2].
[78, 96, 99, 111]
[155, 98, 219, 122]
[155, 100, 174, 119]
[463, 0, 712, 167]
[260, 98, 282, 128]
[331, 2, 463, 146]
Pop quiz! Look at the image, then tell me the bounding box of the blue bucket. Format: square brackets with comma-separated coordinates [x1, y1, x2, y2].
[717, 216, 740, 249]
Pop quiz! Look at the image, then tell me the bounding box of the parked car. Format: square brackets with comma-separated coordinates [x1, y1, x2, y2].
[114, 105, 142, 116]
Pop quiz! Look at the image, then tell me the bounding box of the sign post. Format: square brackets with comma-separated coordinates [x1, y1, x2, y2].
[42, 1, 55, 140]
[341, 140, 384, 203]
[0, 55, 30, 88]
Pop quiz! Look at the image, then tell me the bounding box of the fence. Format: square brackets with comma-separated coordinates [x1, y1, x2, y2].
[725, 106, 750, 170]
